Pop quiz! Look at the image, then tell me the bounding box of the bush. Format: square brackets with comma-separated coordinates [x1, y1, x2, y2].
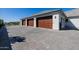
[0, 19, 4, 28]
[5, 22, 20, 26]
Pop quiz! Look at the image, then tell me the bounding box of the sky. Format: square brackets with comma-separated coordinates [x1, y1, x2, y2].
[0, 8, 74, 22]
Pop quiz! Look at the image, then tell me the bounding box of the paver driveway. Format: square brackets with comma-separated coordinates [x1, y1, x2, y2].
[7, 26, 79, 50]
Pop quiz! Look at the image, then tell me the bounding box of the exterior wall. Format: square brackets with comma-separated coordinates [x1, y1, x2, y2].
[22, 11, 66, 30]
[67, 18, 79, 29]
[59, 14, 66, 29]
[53, 14, 60, 30]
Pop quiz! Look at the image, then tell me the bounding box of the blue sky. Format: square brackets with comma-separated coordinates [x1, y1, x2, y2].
[0, 8, 74, 22]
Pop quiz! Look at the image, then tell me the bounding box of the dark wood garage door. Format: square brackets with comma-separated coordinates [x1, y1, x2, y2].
[37, 16, 52, 29]
[27, 19, 34, 26]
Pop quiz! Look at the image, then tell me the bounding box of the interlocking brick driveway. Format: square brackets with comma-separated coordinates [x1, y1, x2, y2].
[7, 26, 79, 50]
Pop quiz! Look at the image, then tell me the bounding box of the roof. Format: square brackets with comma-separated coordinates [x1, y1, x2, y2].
[32, 9, 61, 16]
[65, 8, 79, 17]
[21, 9, 64, 20]
[68, 16, 79, 19]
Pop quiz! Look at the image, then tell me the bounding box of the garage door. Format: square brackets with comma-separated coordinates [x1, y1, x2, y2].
[37, 16, 52, 29]
[27, 19, 34, 26]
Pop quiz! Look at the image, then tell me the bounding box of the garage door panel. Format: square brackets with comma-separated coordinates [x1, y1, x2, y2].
[37, 18, 52, 29]
[27, 19, 34, 26]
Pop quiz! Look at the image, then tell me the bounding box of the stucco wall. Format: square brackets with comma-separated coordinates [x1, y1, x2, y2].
[53, 14, 59, 30]
[67, 18, 79, 29]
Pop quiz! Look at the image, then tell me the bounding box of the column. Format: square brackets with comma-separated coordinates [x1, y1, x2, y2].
[25, 19, 27, 26]
[53, 14, 59, 30]
[34, 18, 36, 28]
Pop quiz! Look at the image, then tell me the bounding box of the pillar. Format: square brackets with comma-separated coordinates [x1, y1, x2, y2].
[34, 18, 36, 28]
[25, 19, 27, 26]
[52, 14, 59, 30]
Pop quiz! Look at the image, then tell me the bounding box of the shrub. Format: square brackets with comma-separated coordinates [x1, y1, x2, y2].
[0, 19, 4, 28]
[5, 22, 20, 26]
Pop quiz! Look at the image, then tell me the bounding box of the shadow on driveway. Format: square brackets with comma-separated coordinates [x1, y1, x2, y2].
[9, 36, 25, 44]
[0, 26, 12, 50]
[0, 26, 26, 50]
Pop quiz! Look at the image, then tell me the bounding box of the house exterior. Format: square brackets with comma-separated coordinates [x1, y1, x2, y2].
[21, 10, 67, 30]
[65, 8, 79, 29]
